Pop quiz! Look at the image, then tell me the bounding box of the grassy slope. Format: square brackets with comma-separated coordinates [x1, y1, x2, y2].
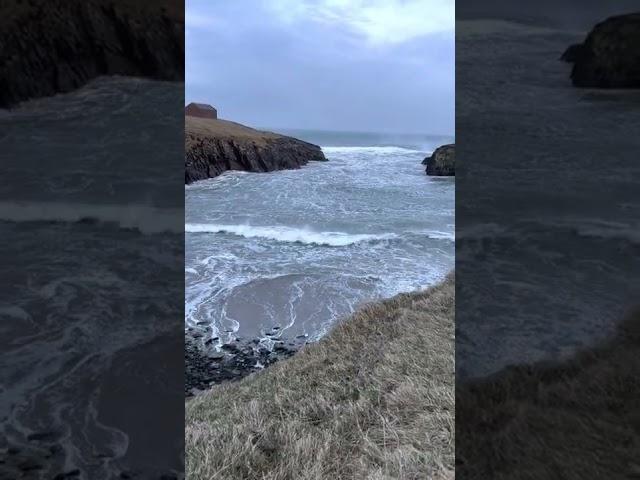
[186, 273, 455, 480]
[457, 306, 640, 479]
[185, 117, 279, 147]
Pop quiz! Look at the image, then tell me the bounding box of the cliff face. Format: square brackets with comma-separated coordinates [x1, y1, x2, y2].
[563, 13, 640, 88]
[0, 0, 184, 108]
[423, 144, 455, 176]
[185, 117, 327, 184]
[560, 43, 584, 63]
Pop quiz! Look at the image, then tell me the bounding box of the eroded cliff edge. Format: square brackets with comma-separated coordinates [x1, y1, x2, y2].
[0, 0, 184, 108]
[185, 117, 327, 184]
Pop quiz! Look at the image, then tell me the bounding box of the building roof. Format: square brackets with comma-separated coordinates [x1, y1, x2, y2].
[187, 102, 216, 111]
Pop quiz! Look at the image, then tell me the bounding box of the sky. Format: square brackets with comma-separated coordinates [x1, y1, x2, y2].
[186, 0, 454, 135]
[457, 0, 638, 29]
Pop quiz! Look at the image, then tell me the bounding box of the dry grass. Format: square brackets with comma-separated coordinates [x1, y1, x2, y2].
[185, 273, 455, 480]
[185, 117, 279, 147]
[456, 306, 640, 479]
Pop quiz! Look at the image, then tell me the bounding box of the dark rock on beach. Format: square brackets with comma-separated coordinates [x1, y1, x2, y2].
[185, 115, 327, 184]
[53, 470, 81, 479]
[26, 431, 62, 443]
[564, 13, 640, 88]
[0, 0, 184, 108]
[0, 440, 65, 479]
[423, 144, 455, 176]
[185, 335, 306, 397]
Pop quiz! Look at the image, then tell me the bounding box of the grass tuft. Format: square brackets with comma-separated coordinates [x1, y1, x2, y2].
[186, 273, 455, 480]
[457, 304, 640, 479]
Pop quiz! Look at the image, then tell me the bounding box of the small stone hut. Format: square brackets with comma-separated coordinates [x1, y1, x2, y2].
[185, 102, 217, 119]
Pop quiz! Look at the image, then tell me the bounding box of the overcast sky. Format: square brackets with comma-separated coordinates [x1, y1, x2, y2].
[186, 0, 454, 135]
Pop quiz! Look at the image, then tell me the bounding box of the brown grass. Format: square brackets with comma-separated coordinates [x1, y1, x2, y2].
[185, 273, 455, 480]
[185, 117, 279, 148]
[456, 306, 640, 479]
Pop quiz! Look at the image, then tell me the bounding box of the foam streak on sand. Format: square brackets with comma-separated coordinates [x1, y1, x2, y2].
[185, 223, 396, 246]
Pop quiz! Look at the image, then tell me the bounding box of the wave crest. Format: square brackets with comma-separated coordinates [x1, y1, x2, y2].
[0, 201, 183, 234]
[185, 223, 396, 246]
[321, 146, 425, 155]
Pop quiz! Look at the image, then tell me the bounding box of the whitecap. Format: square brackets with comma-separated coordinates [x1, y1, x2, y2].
[185, 223, 396, 247]
[0, 201, 183, 234]
[321, 145, 424, 155]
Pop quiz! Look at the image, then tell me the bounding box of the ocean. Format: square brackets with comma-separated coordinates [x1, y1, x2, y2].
[456, 19, 640, 379]
[185, 130, 455, 346]
[0, 78, 184, 478]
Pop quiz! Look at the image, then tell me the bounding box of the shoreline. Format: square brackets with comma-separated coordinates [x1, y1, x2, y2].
[185, 333, 307, 397]
[186, 274, 455, 479]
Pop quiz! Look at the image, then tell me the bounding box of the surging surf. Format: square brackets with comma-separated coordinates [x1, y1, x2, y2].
[185, 223, 397, 246]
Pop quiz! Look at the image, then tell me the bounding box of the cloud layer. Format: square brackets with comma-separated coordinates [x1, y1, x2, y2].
[186, 0, 454, 134]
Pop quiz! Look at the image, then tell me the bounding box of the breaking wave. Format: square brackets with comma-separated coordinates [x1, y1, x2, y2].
[185, 223, 397, 246]
[321, 146, 425, 155]
[0, 201, 183, 234]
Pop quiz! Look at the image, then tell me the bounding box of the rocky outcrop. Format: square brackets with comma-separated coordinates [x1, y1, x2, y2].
[423, 144, 455, 176]
[560, 43, 585, 63]
[185, 117, 327, 184]
[185, 335, 305, 397]
[563, 13, 640, 88]
[0, 0, 184, 108]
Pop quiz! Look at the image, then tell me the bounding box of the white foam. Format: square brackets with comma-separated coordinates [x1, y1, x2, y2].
[576, 225, 640, 243]
[321, 146, 424, 155]
[425, 230, 455, 240]
[458, 218, 640, 244]
[0, 306, 31, 321]
[0, 201, 183, 234]
[457, 222, 509, 240]
[185, 223, 396, 246]
[457, 19, 579, 37]
[548, 218, 640, 244]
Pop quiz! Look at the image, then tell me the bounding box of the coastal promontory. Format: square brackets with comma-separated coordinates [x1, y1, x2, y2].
[562, 13, 640, 88]
[185, 114, 327, 184]
[423, 144, 455, 176]
[0, 0, 184, 108]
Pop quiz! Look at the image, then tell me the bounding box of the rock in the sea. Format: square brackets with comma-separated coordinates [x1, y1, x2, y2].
[560, 43, 585, 63]
[185, 116, 327, 183]
[423, 144, 455, 176]
[565, 13, 640, 88]
[18, 458, 43, 471]
[220, 343, 240, 353]
[0, 0, 184, 108]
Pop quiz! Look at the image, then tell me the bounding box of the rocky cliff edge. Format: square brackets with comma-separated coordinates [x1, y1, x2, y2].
[185, 117, 327, 184]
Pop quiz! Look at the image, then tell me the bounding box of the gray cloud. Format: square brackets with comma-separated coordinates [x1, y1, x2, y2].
[186, 0, 454, 135]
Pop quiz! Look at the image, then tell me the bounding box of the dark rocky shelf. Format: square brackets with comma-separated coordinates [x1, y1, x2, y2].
[185, 116, 327, 183]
